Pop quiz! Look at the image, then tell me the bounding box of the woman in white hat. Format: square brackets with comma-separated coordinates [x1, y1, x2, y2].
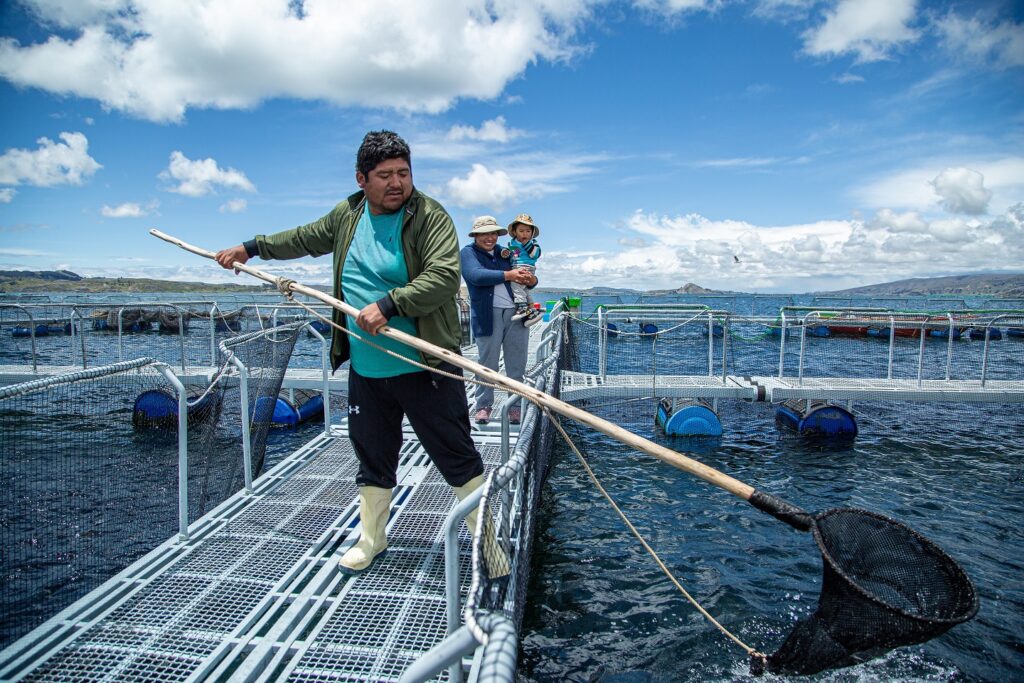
[459, 215, 538, 424]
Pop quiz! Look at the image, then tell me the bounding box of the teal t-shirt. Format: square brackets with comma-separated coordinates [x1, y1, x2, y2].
[341, 203, 420, 377]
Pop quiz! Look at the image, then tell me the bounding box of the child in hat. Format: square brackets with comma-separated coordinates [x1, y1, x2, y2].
[503, 213, 543, 327]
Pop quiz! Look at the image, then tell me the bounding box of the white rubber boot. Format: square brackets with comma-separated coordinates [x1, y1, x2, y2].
[339, 486, 391, 575]
[453, 475, 511, 579]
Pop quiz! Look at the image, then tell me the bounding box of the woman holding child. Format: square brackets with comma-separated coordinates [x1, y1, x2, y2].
[460, 214, 541, 424]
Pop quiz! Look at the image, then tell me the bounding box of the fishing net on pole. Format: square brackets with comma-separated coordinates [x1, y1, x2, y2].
[550, 313, 978, 676]
[750, 500, 978, 675]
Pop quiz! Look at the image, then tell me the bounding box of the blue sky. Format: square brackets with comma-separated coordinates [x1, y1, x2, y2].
[1, 0, 1022, 293]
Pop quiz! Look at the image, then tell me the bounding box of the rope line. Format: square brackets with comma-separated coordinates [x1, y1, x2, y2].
[544, 406, 768, 667]
[272, 273, 768, 666]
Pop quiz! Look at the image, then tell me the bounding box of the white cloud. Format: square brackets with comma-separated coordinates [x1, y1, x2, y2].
[445, 164, 518, 209]
[447, 117, 523, 143]
[534, 204, 1024, 291]
[0, 131, 101, 187]
[633, 0, 719, 15]
[803, 0, 919, 62]
[935, 13, 1024, 69]
[160, 151, 255, 197]
[0, 1, 592, 122]
[833, 72, 864, 84]
[867, 208, 927, 233]
[0, 188, 15, 203]
[101, 202, 147, 218]
[694, 157, 784, 168]
[219, 198, 248, 213]
[931, 167, 992, 215]
[853, 156, 1024, 214]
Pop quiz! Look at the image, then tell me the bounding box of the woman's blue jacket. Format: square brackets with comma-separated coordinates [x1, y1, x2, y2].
[460, 243, 516, 338]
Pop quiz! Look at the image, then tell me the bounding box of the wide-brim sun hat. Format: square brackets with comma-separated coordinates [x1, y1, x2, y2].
[507, 212, 540, 237]
[469, 215, 507, 236]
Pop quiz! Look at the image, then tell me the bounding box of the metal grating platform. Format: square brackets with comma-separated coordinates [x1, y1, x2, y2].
[560, 371, 757, 401]
[2, 429, 513, 683]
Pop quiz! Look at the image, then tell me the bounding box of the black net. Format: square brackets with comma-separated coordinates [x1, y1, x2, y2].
[767, 508, 979, 675]
[467, 322, 562, 633]
[0, 323, 304, 649]
[0, 360, 196, 647]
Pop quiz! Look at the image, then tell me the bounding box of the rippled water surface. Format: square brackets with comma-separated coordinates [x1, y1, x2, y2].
[2, 294, 1022, 680]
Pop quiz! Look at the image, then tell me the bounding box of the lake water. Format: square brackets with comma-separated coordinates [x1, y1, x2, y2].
[1, 292, 1021, 680]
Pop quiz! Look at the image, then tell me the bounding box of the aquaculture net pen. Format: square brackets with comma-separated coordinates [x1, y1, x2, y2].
[0, 359, 197, 647]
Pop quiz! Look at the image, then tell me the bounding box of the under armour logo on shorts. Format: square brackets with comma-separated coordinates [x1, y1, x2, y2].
[348, 405, 360, 415]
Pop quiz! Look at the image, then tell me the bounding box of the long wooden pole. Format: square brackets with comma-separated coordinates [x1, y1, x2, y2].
[150, 229, 755, 500]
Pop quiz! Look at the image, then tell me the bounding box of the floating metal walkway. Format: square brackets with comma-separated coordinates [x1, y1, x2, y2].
[560, 371, 1024, 403]
[0, 323, 552, 683]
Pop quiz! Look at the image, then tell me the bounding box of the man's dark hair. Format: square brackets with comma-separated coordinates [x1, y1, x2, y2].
[356, 130, 411, 177]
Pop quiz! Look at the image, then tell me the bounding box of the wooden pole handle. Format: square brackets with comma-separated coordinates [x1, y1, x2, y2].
[149, 229, 756, 501]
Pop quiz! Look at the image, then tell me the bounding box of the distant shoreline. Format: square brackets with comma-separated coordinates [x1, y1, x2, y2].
[2, 271, 1022, 297]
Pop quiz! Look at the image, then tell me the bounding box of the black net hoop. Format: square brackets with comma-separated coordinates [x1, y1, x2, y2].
[767, 507, 979, 675]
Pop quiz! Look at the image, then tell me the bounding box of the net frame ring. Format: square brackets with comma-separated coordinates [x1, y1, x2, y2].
[812, 507, 980, 628]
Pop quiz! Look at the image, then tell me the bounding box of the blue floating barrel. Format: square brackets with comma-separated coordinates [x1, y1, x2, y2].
[865, 327, 886, 338]
[253, 391, 324, 427]
[807, 325, 830, 338]
[775, 400, 857, 437]
[604, 322, 619, 338]
[639, 322, 659, 335]
[133, 389, 216, 429]
[308, 319, 331, 336]
[969, 328, 1001, 340]
[702, 324, 725, 337]
[657, 398, 723, 436]
[929, 327, 962, 340]
[1007, 327, 1024, 339]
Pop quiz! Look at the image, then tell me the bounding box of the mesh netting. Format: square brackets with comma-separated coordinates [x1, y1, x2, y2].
[0, 323, 304, 649]
[767, 508, 979, 675]
[467, 324, 562, 634]
[1, 360, 192, 647]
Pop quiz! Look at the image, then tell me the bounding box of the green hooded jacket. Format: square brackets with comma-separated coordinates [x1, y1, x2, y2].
[255, 188, 463, 371]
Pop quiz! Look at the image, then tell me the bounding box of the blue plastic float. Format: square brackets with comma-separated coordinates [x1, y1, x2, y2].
[656, 398, 723, 436]
[604, 322, 619, 338]
[308, 319, 331, 336]
[133, 389, 217, 429]
[638, 322, 659, 335]
[775, 399, 857, 437]
[968, 328, 1001, 341]
[253, 391, 324, 427]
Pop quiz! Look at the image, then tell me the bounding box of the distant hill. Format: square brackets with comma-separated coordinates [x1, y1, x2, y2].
[821, 273, 1024, 298]
[0, 270, 270, 293]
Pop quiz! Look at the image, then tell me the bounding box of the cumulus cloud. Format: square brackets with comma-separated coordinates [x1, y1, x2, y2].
[853, 156, 1024, 214]
[935, 12, 1024, 69]
[803, 0, 919, 62]
[0, 188, 14, 203]
[445, 164, 518, 209]
[447, 117, 523, 143]
[219, 198, 248, 213]
[931, 167, 992, 215]
[101, 202, 146, 218]
[0, 131, 101, 187]
[867, 208, 927, 233]
[0, 1, 591, 122]
[160, 151, 255, 197]
[633, 0, 720, 15]
[534, 204, 1024, 291]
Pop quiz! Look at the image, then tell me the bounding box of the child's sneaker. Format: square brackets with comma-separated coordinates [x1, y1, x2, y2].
[511, 307, 530, 321]
[524, 310, 543, 327]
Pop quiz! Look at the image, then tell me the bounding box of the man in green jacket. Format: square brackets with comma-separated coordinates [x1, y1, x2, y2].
[215, 131, 504, 577]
